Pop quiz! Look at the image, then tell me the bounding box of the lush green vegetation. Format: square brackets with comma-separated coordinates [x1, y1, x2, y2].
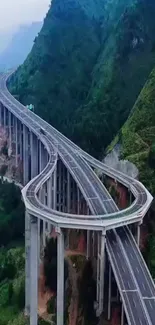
[78, 260, 97, 325]
[44, 238, 68, 293]
[0, 179, 24, 247]
[0, 179, 25, 325]
[0, 180, 51, 325]
[120, 68, 155, 193]
[9, 0, 155, 157]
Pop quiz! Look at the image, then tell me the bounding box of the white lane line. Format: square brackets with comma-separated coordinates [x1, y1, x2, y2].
[122, 265, 126, 273]
[122, 289, 137, 292]
[136, 267, 140, 274]
[149, 301, 153, 310]
[142, 283, 146, 290]
[126, 228, 155, 297]
[123, 292, 137, 325]
[130, 252, 134, 259]
[133, 297, 136, 308]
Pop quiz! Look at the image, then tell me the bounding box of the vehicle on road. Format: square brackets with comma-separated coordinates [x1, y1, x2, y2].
[40, 128, 46, 135]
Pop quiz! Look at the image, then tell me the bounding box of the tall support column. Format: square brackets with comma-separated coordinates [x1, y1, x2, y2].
[108, 264, 112, 320]
[39, 141, 48, 171]
[48, 178, 52, 209]
[11, 115, 15, 147]
[67, 171, 71, 212]
[8, 111, 12, 148]
[19, 123, 23, 161]
[23, 125, 29, 185]
[43, 220, 46, 247]
[30, 216, 38, 325]
[47, 178, 52, 234]
[30, 132, 39, 178]
[58, 161, 62, 211]
[62, 165, 65, 212]
[77, 187, 80, 214]
[38, 139, 47, 245]
[52, 165, 57, 210]
[4, 106, 6, 128]
[92, 231, 95, 256]
[1, 104, 4, 127]
[121, 304, 124, 325]
[129, 190, 132, 206]
[116, 288, 119, 302]
[97, 231, 106, 316]
[0, 103, 2, 126]
[86, 230, 90, 260]
[57, 228, 64, 325]
[15, 118, 18, 167]
[136, 222, 141, 247]
[25, 211, 31, 316]
[96, 232, 100, 304]
[38, 218, 41, 276]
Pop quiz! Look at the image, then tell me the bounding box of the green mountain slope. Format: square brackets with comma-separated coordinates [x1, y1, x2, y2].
[75, 0, 155, 156]
[120, 67, 155, 193]
[9, 0, 155, 157]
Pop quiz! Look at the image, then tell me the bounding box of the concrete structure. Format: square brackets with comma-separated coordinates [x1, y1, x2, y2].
[0, 72, 154, 325]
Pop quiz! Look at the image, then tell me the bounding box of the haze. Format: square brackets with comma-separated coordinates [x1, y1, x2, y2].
[0, 0, 50, 32]
[0, 0, 50, 52]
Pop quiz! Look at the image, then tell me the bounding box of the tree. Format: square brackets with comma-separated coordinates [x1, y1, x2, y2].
[148, 144, 155, 168]
[79, 260, 97, 324]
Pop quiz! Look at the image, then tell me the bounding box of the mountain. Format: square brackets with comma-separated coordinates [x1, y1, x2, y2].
[9, 0, 155, 158]
[0, 22, 42, 71]
[116, 67, 155, 194]
[0, 30, 13, 53]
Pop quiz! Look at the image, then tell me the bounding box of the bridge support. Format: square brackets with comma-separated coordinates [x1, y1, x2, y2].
[86, 230, 90, 259]
[15, 118, 18, 167]
[121, 304, 124, 325]
[96, 231, 106, 316]
[136, 222, 141, 247]
[57, 227, 64, 325]
[30, 215, 38, 325]
[25, 211, 30, 316]
[4, 106, 7, 129]
[108, 264, 112, 320]
[23, 125, 29, 185]
[8, 111, 12, 149]
[38, 218, 41, 276]
[19, 122, 23, 161]
[30, 132, 39, 178]
[0, 103, 2, 126]
[67, 171, 71, 212]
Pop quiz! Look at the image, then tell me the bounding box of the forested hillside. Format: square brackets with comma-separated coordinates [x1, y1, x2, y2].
[120, 68, 155, 193]
[9, 0, 155, 157]
[0, 180, 50, 325]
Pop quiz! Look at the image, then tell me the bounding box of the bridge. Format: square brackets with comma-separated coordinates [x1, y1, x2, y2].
[0, 72, 155, 325]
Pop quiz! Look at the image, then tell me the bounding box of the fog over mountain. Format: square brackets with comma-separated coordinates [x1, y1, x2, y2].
[0, 21, 42, 70]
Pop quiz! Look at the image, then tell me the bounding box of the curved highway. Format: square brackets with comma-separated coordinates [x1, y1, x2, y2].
[0, 72, 155, 325]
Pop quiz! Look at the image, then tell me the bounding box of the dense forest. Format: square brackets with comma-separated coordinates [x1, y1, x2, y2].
[9, 0, 155, 157]
[0, 180, 50, 325]
[0, 179, 25, 325]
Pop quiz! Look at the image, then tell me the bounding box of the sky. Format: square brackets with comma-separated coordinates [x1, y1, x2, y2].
[0, 0, 51, 32]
